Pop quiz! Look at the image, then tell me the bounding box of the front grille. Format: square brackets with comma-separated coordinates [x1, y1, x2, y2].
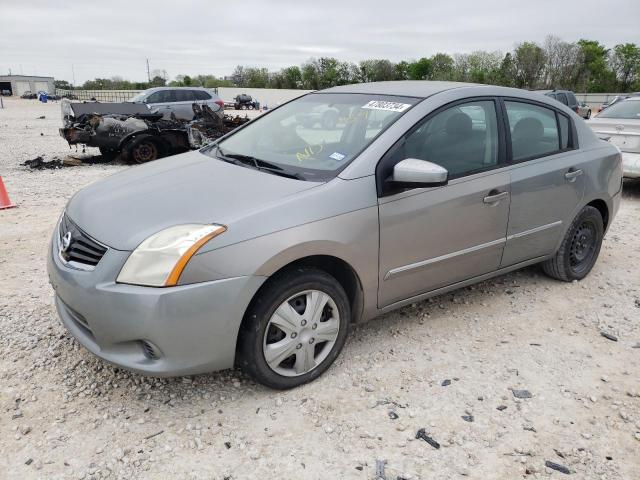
[58, 213, 108, 269]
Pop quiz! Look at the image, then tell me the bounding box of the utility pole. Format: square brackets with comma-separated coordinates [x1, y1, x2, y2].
[72, 64, 76, 87]
[146, 58, 151, 83]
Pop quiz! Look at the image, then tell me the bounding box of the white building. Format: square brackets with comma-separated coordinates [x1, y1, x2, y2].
[0, 75, 55, 96]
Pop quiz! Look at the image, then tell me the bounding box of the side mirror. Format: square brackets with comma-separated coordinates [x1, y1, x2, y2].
[391, 158, 448, 188]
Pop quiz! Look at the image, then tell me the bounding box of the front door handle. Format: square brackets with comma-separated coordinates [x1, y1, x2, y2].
[483, 190, 509, 204]
[565, 168, 583, 182]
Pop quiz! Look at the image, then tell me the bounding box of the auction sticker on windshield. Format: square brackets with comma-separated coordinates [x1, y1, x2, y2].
[362, 100, 412, 112]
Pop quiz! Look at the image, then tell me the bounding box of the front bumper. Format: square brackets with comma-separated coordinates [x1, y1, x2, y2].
[622, 151, 640, 178]
[47, 229, 266, 376]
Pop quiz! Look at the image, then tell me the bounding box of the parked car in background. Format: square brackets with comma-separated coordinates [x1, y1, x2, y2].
[1, 89, 11, 96]
[541, 89, 582, 115]
[598, 93, 640, 113]
[577, 102, 592, 119]
[128, 87, 224, 121]
[20, 91, 37, 99]
[588, 97, 640, 178]
[49, 81, 622, 389]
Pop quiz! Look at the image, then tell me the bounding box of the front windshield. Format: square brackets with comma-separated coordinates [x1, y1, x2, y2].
[128, 92, 147, 103]
[210, 93, 419, 181]
[598, 100, 640, 119]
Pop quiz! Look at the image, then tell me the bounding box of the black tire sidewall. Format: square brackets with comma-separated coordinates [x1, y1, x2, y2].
[561, 206, 604, 280]
[239, 269, 350, 389]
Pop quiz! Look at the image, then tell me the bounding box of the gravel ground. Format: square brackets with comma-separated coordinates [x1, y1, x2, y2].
[1, 97, 639, 480]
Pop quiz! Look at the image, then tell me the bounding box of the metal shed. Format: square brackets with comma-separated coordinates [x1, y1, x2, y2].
[0, 75, 55, 96]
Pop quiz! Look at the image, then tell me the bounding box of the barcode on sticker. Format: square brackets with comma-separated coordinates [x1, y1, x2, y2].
[362, 101, 411, 112]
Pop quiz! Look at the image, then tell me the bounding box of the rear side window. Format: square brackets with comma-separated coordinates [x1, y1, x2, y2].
[505, 101, 561, 161]
[174, 90, 195, 102]
[567, 92, 578, 105]
[193, 90, 211, 100]
[556, 93, 568, 105]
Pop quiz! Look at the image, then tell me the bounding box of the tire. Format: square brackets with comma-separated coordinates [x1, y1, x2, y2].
[125, 135, 163, 164]
[237, 268, 350, 389]
[586, 110, 591, 119]
[542, 206, 604, 282]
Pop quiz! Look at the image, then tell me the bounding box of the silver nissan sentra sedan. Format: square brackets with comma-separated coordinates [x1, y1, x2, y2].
[48, 81, 622, 389]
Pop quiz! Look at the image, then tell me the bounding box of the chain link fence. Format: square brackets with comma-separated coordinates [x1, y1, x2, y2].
[55, 89, 143, 102]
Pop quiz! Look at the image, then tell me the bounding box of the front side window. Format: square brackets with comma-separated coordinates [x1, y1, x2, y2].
[146, 90, 173, 103]
[505, 101, 561, 161]
[397, 100, 499, 178]
[210, 93, 419, 181]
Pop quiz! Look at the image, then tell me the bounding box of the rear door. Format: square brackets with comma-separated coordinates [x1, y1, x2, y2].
[500, 99, 585, 267]
[377, 98, 511, 307]
[173, 89, 197, 120]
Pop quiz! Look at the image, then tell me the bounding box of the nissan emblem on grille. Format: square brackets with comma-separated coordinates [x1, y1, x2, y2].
[60, 231, 72, 253]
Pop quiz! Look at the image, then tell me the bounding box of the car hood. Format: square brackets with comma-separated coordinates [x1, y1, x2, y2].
[66, 150, 322, 251]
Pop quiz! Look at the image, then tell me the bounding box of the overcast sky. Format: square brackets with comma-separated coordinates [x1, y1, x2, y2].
[1, 0, 638, 84]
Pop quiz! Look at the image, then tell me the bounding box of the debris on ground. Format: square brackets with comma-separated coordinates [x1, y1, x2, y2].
[545, 460, 571, 474]
[461, 415, 474, 422]
[415, 429, 440, 449]
[441, 379, 451, 386]
[600, 331, 618, 342]
[375, 459, 387, 480]
[497, 405, 508, 411]
[62, 156, 83, 166]
[512, 389, 533, 399]
[388, 411, 399, 420]
[22, 156, 64, 169]
[37, 115, 45, 119]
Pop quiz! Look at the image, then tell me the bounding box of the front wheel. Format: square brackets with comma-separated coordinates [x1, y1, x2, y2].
[542, 206, 604, 281]
[237, 268, 350, 389]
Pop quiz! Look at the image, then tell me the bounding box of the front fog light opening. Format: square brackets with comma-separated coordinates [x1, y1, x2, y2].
[140, 340, 162, 360]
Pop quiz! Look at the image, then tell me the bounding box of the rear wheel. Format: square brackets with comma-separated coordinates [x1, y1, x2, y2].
[586, 109, 591, 119]
[542, 206, 604, 281]
[238, 268, 350, 389]
[126, 135, 163, 164]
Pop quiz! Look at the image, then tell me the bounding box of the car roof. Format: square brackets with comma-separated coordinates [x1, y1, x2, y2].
[321, 81, 481, 98]
[143, 86, 213, 93]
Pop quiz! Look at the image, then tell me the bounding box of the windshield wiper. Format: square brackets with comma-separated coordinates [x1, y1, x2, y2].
[216, 147, 305, 180]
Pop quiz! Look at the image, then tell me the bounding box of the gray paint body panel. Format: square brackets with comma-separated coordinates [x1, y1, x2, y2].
[50, 81, 623, 376]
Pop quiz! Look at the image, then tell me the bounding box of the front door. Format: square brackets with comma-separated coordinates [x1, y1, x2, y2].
[377, 98, 511, 308]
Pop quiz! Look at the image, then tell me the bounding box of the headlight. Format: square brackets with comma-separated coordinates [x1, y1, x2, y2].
[117, 224, 226, 287]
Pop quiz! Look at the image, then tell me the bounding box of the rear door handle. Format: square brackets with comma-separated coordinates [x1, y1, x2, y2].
[483, 190, 509, 204]
[565, 168, 583, 182]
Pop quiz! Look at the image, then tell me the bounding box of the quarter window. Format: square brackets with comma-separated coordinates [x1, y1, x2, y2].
[505, 101, 561, 161]
[558, 114, 569, 149]
[397, 100, 500, 177]
[193, 90, 211, 100]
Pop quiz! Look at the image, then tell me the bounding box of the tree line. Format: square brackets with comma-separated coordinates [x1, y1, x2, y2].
[56, 36, 640, 93]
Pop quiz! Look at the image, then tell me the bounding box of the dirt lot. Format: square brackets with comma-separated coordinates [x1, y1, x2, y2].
[1, 97, 639, 480]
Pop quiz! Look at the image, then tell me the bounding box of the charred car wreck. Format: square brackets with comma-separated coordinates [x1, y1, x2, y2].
[59, 100, 250, 163]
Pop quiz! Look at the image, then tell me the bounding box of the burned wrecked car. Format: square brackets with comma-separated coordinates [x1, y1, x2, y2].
[59, 100, 250, 163]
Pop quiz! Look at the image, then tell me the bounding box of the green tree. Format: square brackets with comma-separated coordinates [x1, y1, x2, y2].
[577, 39, 615, 92]
[609, 43, 640, 91]
[514, 41, 546, 89]
[430, 53, 454, 81]
[407, 57, 432, 80]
